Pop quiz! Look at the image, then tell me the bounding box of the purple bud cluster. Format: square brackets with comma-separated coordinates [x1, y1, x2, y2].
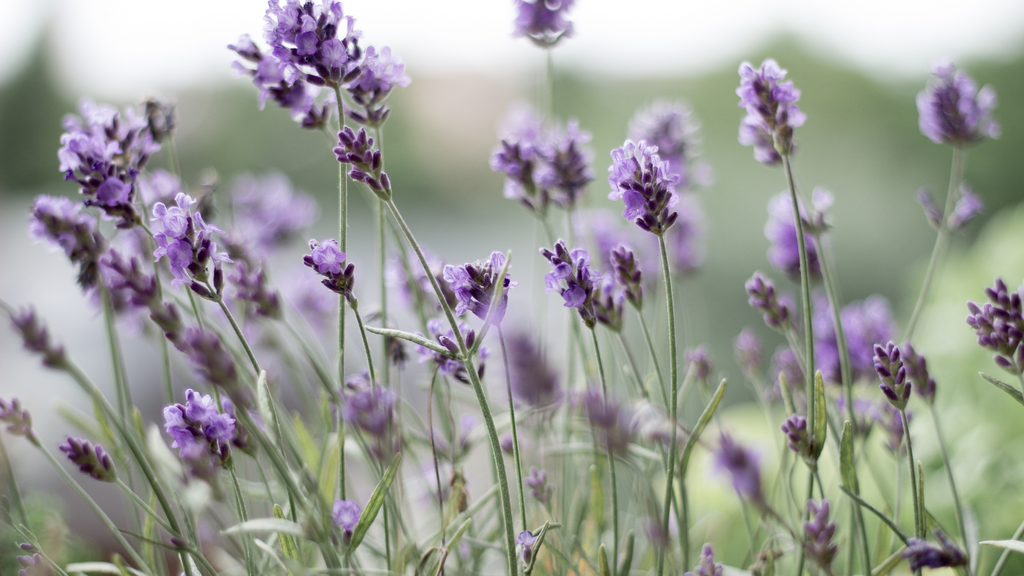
[780, 414, 813, 460]
[541, 240, 601, 328]
[182, 328, 248, 407]
[334, 126, 392, 198]
[346, 46, 411, 126]
[29, 196, 106, 290]
[966, 278, 1024, 373]
[59, 436, 116, 482]
[736, 59, 806, 165]
[873, 341, 911, 409]
[714, 434, 762, 503]
[304, 239, 356, 300]
[513, 0, 575, 46]
[917, 61, 999, 146]
[581, 390, 634, 455]
[163, 389, 237, 480]
[685, 346, 713, 381]
[506, 331, 562, 410]
[611, 244, 644, 309]
[58, 99, 161, 227]
[684, 543, 724, 576]
[525, 467, 552, 504]
[416, 319, 486, 385]
[230, 261, 282, 319]
[804, 500, 838, 569]
[0, 397, 37, 444]
[9, 308, 65, 370]
[769, 347, 804, 404]
[101, 249, 185, 348]
[16, 552, 46, 576]
[151, 192, 231, 292]
[733, 328, 762, 376]
[901, 343, 936, 403]
[333, 499, 361, 543]
[902, 530, 968, 571]
[342, 377, 397, 458]
[873, 402, 909, 453]
[917, 185, 983, 232]
[608, 140, 681, 236]
[517, 530, 539, 565]
[745, 272, 791, 331]
[443, 252, 515, 324]
[592, 279, 625, 332]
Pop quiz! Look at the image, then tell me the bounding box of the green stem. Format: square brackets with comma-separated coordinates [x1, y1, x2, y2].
[928, 403, 969, 572]
[100, 284, 131, 420]
[499, 328, 528, 533]
[795, 469, 815, 576]
[781, 154, 815, 421]
[334, 85, 349, 389]
[377, 125, 390, 387]
[214, 294, 261, 375]
[348, 299, 377, 385]
[637, 309, 669, 409]
[901, 409, 923, 540]
[0, 433, 29, 527]
[590, 327, 619, 567]
[229, 462, 256, 576]
[545, 48, 555, 120]
[656, 234, 679, 576]
[616, 331, 648, 400]
[114, 478, 174, 534]
[904, 145, 965, 341]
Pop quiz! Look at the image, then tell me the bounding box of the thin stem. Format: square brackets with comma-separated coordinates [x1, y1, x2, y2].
[616, 331, 648, 400]
[333, 85, 349, 389]
[928, 403, 969, 572]
[637, 309, 669, 409]
[100, 284, 131, 420]
[545, 48, 555, 120]
[229, 462, 256, 576]
[114, 478, 174, 534]
[904, 145, 965, 341]
[377, 125, 390, 387]
[499, 327, 528, 533]
[901, 408, 923, 540]
[348, 299, 377, 385]
[214, 294, 261, 375]
[991, 517, 1024, 576]
[0, 433, 29, 527]
[781, 154, 815, 422]
[656, 234, 679, 576]
[590, 327, 619, 566]
[427, 368, 447, 543]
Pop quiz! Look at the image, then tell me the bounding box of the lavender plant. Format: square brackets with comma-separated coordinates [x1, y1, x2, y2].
[2, 2, 1020, 576]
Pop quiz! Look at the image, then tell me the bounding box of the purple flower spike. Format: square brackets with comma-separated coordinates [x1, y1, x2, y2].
[541, 240, 601, 328]
[582, 390, 635, 455]
[16, 552, 46, 576]
[628, 100, 705, 189]
[151, 192, 231, 293]
[901, 342, 936, 403]
[736, 59, 806, 164]
[714, 434, 762, 503]
[873, 402, 909, 453]
[333, 499, 362, 543]
[903, 529, 967, 571]
[917, 61, 999, 146]
[814, 294, 895, 385]
[9, 308, 66, 370]
[59, 436, 116, 482]
[537, 120, 594, 209]
[443, 251, 516, 324]
[513, 0, 575, 46]
[182, 329, 245, 407]
[684, 543, 724, 576]
[228, 173, 317, 257]
[334, 126, 392, 199]
[734, 328, 762, 376]
[30, 195, 107, 290]
[517, 529, 540, 565]
[163, 388, 236, 481]
[764, 191, 822, 281]
[346, 46, 411, 127]
[415, 319, 484, 385]
[685, 346, 713, 381]
[966, 278, 1024, 374]
[611, 244, 644, 309]
[874, 341, 911, 409]
[0, 397, 38, 444]
[230, 261, 282, 319]
[304, 239, 356, 300]
[947, 185, 984, 231]
[768, 346, 804, 404]
[745, 272, 792, 331]
[804, 500, 838, 569]
[526, 467, 552, 503]
[780, 414, 813, 459]
[506, 331, 562, 409]
[608, 140, 681, 236]
[593, 279, 625, 332]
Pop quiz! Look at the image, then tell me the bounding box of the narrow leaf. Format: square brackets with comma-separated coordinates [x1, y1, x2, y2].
[256, 370, 278, 446]
[274, 504, 300, 562]
[966, 506, 980, 576]
[840, 421, 859, 492]
[779, 371, 796, 417]
[590, 465, 605, 529]
[617, 530, 634, 576]
[348, 452, 403, 554]
[448, 518, 472, 550]
[981, 540, 1024, 555]
[366, 326, 457, 358]
[812, 371, 827, 459]
[681, 379, 726, 474]
[222, 518, 305, 538]
[292, 415, 320, 472]
[839, 486, 908, 544]
[598, 544, 611, 576]
[65, 563, 147, 576]
[979, 372, 1024, 406]
[252, 538, 292, 573]
[870, 548, 905, 576]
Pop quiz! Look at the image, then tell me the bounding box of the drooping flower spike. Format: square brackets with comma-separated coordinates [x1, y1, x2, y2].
[59, 437, 116, 483]
[29, 195, 106, 290]
[335, 126, 392, 199]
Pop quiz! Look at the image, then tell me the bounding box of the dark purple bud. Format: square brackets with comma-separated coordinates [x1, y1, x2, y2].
[804, 500, 838, 569]
[59, 436, 117, 482]
[9, 308, 66, 369]
[902, 529, 967, 571]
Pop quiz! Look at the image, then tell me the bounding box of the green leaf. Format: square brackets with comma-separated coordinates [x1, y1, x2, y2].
[222, 518, 305, 538]
[348, 452, 403, 555]
[840, 421, 859, 492]
[979, 372, 1024, 406]
[274, 503, 300, 563]
[65, 562, 147, 576]
[256, 370, 278, 446]
[589, 464, 605, 529]
[981, 540, 1024, 555]
[779, 371, 796, 417]
[598, 544, 611, 576]
[811, 371, 827, 459]
[617, 530, 634, 576]
[681, 379, 726, 474]
[448, 518, 472, 550]
[366, 326, 457, 358]
[292, 415, 320, 473]
[870, 548, 905, 576]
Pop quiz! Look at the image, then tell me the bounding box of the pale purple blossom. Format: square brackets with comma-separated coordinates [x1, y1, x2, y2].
[804, 500, 838, 569]
[229, 173, 317, 256]
[513, 0, 575, 46]
[684, 543, 723, 576]
[582, 390, 634, 455]
[536, 119, 593, 208]
[736, 59, 806, 164]
[966, 278, 1024, 373]
[903, 530, 967, 571]
[506, 331, 562, 409]
[764, 191, 820, 281]
[628, 100, 706, 189]
[346, 46, 411, 127]
[541, 240, 601, 328]
[333, 499, 361, 541]
[151, 192, 231, 291]
[443, 251, 516, 323]
[29, 195, 106, 290]
[814, 294, 896, 385]
[608, 140, 680, 236]
[714, 434, 762, 502]
[163, 389, 236, 479]
[304, 239, 355, 299]
[917, 61, 999, 145]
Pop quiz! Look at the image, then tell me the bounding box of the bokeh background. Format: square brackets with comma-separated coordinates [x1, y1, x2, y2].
[2, 0, 1024, 571]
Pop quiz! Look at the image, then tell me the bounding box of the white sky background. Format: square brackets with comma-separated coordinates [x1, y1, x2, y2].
[1, 0, 1024, 99]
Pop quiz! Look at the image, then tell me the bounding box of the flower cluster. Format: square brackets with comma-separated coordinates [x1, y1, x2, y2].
[29, 196, 106, 290]
[9, 308, 65, 370]
[59, 436, 116, 483]
[345, 46, 411, 126]
[228, 173, 317, 257]
[182, 328, 247, 406]
[443, 252, 515, 324]
[164, 389, 237, 480]
[304, 239, 356, 300]
[513, 0, 575, 46]
[901, 342, 937, 403]
[611, 244, 644, 309]
[966, 278, 1024, 373]
[581, 390, 634, 455]
[764, 191, 826, 281]
[334, 126, 392, 198]
[525, 467, 552, 503]
[745, 272, 792, 331]
[917, 184, 983, 232]
[733, 328, 762, 376]
[592, 278, 625, 332]
[873, 341, 911, 409]
[780, 414, 813, 460]
[151, 192, 231, 292]
[0, 397, 37, 444]
[736, 59, 806, 164]
[333, 499, 361, 544]
[608, 140, 680, 236]
[917, 61, 999, 145]
[16, 552, 47, 576]
[628, 100, 705, 189]
[902, 530, 968, 571]
[416, 319, 486, 385]
[686, 346, 713, 381]
[58, 99, 160, 226]
[804, 500, 838, 569]
[714, 434, 762, 503]
[342, 376, 397, 458]
[541, 240, 601, 327]
[101, 249, 185, 347]
[685, 543, 723, 576]
[506, 331, 562, 409]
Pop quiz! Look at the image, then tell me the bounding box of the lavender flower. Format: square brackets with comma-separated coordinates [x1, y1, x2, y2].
[221, 398, 256, 456]
[780, 414, 813, 460]
[764, 191, 821, 281]
[628, 100, 703, 188]
[151, 192, 231, 292]
[101, 249, 185, 347]
[525, 467, 552, 504]
[873, 341, 910, 409]
[517, 529, 539, 564]
[229, 173, 317, 256]
[901, 342, 936, 403]
[346, 46, 411, 127]
[684, 543, 723, 576]
[593, 279, 625, 332]
[804, 500, 838, 569]
[769, 346, 804, 404]
[541, 240, 601, 327]
[443, 252, 515, 323]
[163, 389, 236, 479]
[29, 195, 106, 290]
[304, 239, 356, 300]
[685, 346, 712, 381]
[611, 244, 644, 309]
[917, 61, 999, 145]
[947, 185, 984, 230]
[58, 98, 160, 226]
[138, 169, 182, 206]
[513, 0, 575, 46]
[736, 59, 806, 164]
[9, 308, 65, 369]
[733, 328, 762, 376]
[506, 331, 562, 409]
[745, 272, 792, 331]
[16, 553, 46, 576]
[608, 140, 681, 236]
[59, 437, 116, 482]
[917, 188, 943, 229]
[387, 247, 458, 317]
[0, 398, 37, 443]
[182, 328, 247, 406]
[333, 499, 361, 543]
[814, 295, 895, 384]
[334, 126, 392, 198]
[902, 530, 967, 571]
[416, 319, 486, 385]
[491, 105, 548, 215]
[537, 119, 593, 208]
[343, 384, 395, 440]
[229, 261, 282, 319]
[582, 390, 634, 455]
[714, 434, 762, 503]
[966, 278, 1024, 373]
